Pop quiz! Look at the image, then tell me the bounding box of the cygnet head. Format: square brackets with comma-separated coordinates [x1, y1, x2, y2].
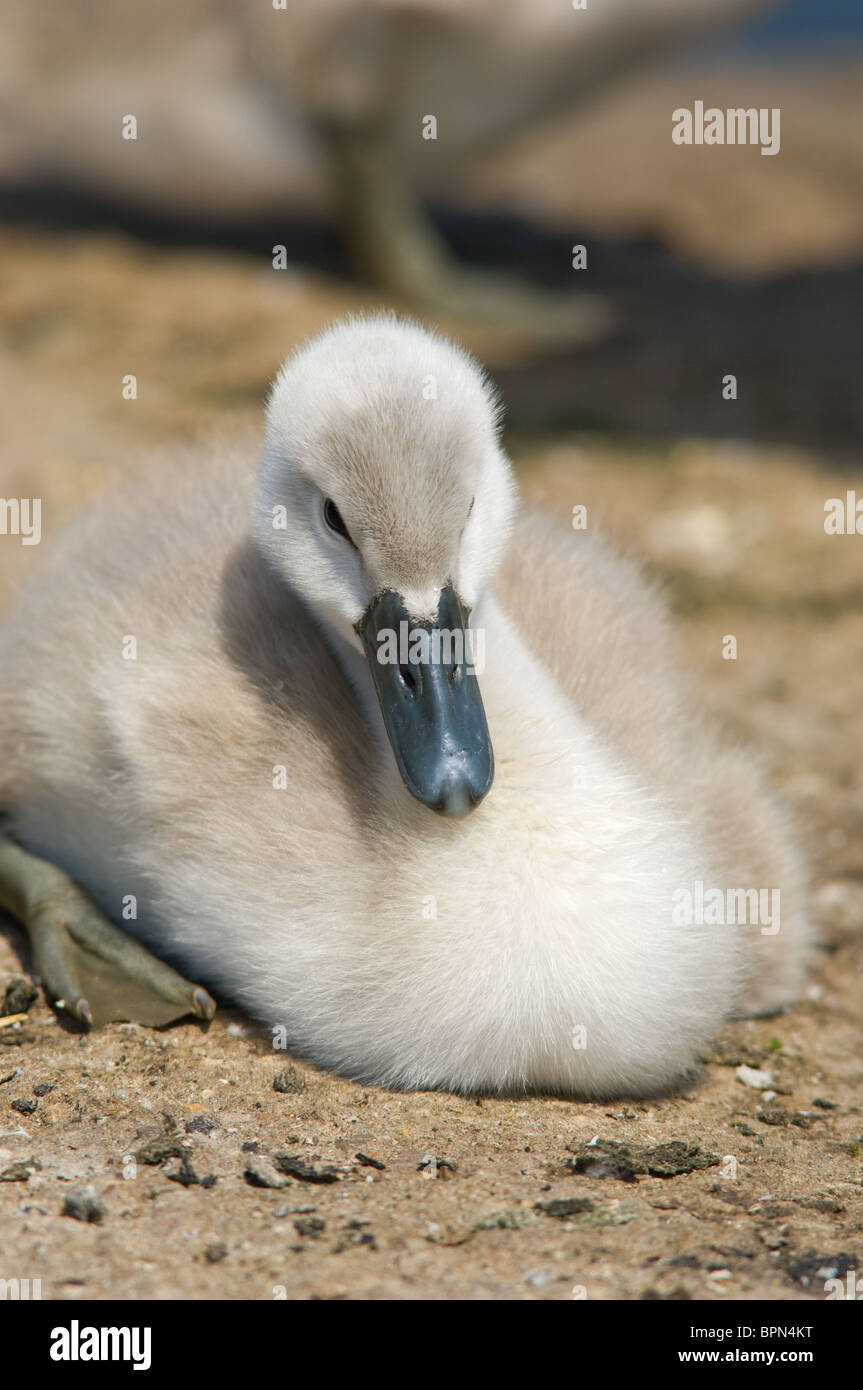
[255, 313, 517, 818]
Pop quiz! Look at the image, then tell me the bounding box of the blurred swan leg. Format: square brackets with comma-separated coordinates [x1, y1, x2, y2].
[321, 118, 611, 343]
[0, 835, 216, 1028]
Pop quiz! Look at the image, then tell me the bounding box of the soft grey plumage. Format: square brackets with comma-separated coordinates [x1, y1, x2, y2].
[0, 315, 809, 1095]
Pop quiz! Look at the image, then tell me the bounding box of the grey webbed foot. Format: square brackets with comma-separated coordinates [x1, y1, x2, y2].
[0, 835, 215, 1028]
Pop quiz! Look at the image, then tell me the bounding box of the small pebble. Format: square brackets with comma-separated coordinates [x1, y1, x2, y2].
[275, 1155, 342, 1184]
[134, 1136, 185, 1165]
[62, 1185, 105, 1224]
[355, 1152, 386, 1171]
[273, 1066, 306, 1095]
[2, 978, 38, 1016]
[244, 1156, 288, 1190]
[294, 1216, 326, 1238]
[1, 1160, 39, 1182]
[168, 1156, 217, 1188]
[736, 1065, 773, 1091]
[536, 1196, 594, 1219]
[184, 1115, 219, 1135]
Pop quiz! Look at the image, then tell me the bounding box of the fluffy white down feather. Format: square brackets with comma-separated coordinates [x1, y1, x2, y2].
[0, 315, 809, 1095]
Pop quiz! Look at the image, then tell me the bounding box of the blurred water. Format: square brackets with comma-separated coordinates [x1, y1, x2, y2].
[734, 0, 863, 51]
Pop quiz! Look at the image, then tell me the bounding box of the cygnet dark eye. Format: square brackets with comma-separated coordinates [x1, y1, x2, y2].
[324, 498, 353, 545]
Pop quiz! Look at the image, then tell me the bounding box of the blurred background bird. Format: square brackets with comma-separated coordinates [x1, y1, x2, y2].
[1, 0, 862, 439]
[0, 0, 779, 332]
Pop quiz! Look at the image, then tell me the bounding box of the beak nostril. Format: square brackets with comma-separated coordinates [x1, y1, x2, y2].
[398, 662, 418, 695]
[358, 584, 493, 814]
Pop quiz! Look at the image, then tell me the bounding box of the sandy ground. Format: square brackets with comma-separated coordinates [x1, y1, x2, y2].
[1, 57, 862, 1301]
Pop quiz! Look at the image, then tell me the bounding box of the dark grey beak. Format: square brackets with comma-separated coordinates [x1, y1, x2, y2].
[356, 585, 493, 817]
